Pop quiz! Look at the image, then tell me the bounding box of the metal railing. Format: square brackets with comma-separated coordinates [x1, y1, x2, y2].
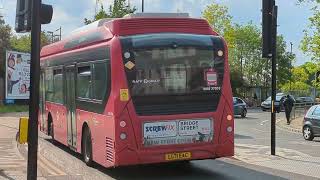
[292, 102, 319, 119]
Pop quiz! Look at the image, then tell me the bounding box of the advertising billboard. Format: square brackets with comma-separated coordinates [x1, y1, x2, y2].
[5, 51, 30, 100]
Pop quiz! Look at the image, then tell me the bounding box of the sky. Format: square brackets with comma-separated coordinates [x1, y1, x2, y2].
[0, 0, 316, 65]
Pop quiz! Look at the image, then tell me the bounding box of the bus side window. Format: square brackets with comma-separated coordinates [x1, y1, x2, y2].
[45, 68, 54, 102]
[92, 62, 108, 101]
[53, 69, 63, 104]
[77, 66, 92, 99]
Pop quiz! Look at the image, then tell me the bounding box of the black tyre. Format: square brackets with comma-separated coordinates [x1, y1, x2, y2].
[82, 127, 94, 166]
[49, 121, 54, 140]
[303, 126, 314, 141]
[241, 109, 247, 118]
[48, 115, 55, 142]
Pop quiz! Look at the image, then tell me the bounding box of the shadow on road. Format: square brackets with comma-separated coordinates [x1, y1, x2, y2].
[96, 160, 289, 180]
[98, 162, 227, 180]
[43, 138, 290, 180]
[234, 116, 259, 120]
[235, 134, 254, 140]
[0, 170, 15, 180]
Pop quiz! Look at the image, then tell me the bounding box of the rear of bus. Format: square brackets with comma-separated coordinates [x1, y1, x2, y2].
[108, 16, 234, 166]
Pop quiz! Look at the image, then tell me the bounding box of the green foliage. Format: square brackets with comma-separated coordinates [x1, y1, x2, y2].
[281, 81, 310, 92]
[10, 32, 50, 53]
[280, 63, 320, 93]
[230, 69, 248, 96]
[202, 2, 232, 35]
[301, 9, 320, 61]
[0, 105, 28, 113]
[277, 36, 295, 87]
[0, 17, 12, 78]
[84, 0, 136, 25]
[202, 1, 295, 95]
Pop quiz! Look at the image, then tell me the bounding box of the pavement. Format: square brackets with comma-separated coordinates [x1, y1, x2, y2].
[235, 143, 320, 179]
[0, 112, 319, 179]
[0, 113, 67, 180]
[276, 115, 303, 133]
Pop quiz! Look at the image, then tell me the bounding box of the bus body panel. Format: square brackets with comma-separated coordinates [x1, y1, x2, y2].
[40, 17, 234, 168]
[46, 102, 68, 146]
[108, 33, 234, 166]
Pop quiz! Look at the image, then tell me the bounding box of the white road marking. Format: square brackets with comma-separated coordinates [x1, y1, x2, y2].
[252, 128, 266, 133]
[260, 120, 269, 125]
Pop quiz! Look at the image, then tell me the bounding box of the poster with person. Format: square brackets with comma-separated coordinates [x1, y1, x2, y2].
[5, 51, 31, 99]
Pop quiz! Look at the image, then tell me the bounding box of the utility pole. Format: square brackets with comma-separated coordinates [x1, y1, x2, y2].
[47, 26, 62, 43]
[59, 26, 61, 40]
[270, 4, 278, 156]
[289, 42, 293, 92]
[15, 0, 53, 179]
[28, 0, 41, 179]
[142, 0, 144, 12]
[47, 31, 54, 43]
[262, 0, 277, 156]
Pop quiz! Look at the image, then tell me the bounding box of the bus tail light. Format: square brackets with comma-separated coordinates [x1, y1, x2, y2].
[227, 115, 232, 121]
[120, 133, 127, 140]
[227, 126, 233, 133]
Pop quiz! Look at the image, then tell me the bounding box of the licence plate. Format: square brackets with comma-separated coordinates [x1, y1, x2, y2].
[165, 152, 192, 161]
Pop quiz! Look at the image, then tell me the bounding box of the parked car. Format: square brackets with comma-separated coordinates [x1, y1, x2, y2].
[295, 96, 314, 105]
[233, 97, 247, 118]
[303, 105, 320, 141]
[261, 93, 295, 112]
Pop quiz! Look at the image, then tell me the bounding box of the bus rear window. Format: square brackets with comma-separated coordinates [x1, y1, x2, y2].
[121, 33, 225, 96]
[120, 33, 225, 115]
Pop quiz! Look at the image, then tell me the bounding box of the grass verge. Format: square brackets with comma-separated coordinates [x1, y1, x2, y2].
[0, 105, 29, 113]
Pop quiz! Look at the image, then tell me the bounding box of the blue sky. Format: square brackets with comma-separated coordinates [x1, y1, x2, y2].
[0, 0, 316, 65]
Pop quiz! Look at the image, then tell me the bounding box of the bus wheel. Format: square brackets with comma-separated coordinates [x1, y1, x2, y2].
[49, 121, 54, 140]
[82, 128, 93, 167]
[48, 115, 55, 142]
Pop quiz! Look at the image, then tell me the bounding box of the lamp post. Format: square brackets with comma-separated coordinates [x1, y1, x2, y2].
[289, 42, 293, 92]
[47, 31, 54, 43]
[47, 26, 62, 43]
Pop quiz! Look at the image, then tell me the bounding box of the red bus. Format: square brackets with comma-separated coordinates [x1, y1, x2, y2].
[39, 13, 234, 168]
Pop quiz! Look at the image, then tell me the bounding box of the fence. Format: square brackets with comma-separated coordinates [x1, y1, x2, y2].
[292, 102, 319, 120]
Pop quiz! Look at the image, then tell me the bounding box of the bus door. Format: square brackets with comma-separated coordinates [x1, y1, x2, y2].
[40, 70, 46, 132]
[65, 66, 77, 148]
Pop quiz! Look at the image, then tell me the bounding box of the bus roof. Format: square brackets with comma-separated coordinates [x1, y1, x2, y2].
[40, 13, 217, 58]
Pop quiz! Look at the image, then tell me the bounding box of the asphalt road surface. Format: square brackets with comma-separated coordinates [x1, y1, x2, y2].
[36, 110, 318, 180]
[235, 109, 320, 157]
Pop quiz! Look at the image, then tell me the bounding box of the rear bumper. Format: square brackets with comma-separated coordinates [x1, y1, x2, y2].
[113, 140, 234, 167]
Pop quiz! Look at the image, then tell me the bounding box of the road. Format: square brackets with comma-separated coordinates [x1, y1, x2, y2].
[32, 109, 318, 180]
[235, 109, 320, 157]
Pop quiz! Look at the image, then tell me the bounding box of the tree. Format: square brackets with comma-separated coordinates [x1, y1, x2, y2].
[281, 66, 310, 93]
[277, 35, 295, 88]
[202, 2, 232, 35]
[203, 2, 294, 98]
[298, 0, 320, 61]
[0, 17, 12, 78]
[10, 32, 50, 53]
[84, 0, 136, 25]
[231, 23, 264, 87]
